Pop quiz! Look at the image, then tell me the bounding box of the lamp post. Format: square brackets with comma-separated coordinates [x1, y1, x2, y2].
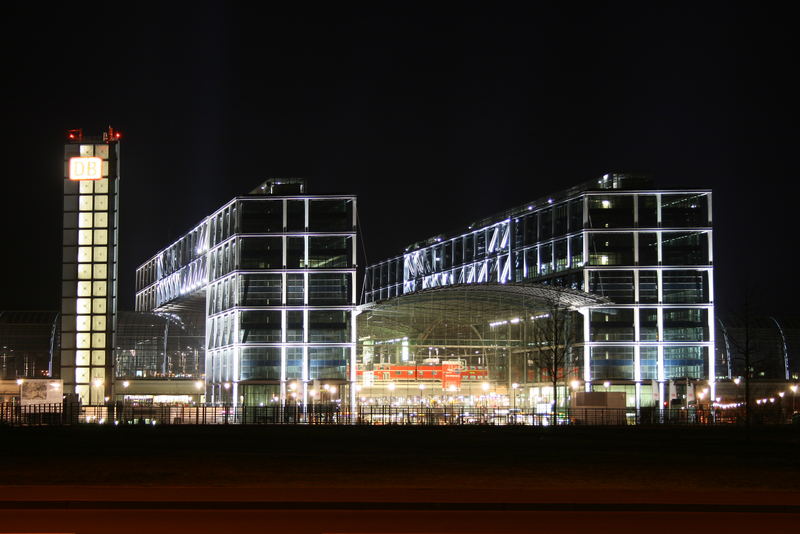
[511, 382, 519, 423]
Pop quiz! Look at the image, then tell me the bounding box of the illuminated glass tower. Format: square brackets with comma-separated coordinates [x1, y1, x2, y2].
[135, 179, 358, 407]
[60, 128, 121, 405]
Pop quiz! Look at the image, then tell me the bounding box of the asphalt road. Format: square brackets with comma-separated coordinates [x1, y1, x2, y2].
[1, 507, 799, 534]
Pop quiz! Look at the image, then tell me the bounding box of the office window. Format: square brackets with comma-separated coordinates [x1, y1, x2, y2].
[591, 308, 635, 341]
[309, 236, 351, 268]
[239, 199, 283, 233]
[588, 195, 633, 228]
[591, 346, 634, 380]
[309, 199, 352, 232]
[662, 232, 708, 265]
[309, 310, 350, 343]
[661, 194, 708, 227]
[588, 233, 634, 266]
[240, 237, 283, 269]
[239, 274, 282, 306]
[309, 273, 351, 305]
[239, 311, 282, 343]
[588, 271, 634, 303]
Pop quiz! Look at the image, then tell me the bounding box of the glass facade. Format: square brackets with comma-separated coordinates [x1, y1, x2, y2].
[363, 174, 715, 408]
[135, 180, 357, 406]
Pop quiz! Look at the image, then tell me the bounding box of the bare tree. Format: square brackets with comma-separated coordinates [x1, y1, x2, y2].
[528, 288, 579, 422]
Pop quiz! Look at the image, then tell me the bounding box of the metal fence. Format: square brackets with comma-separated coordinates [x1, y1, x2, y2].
[1, 402, 796, 427]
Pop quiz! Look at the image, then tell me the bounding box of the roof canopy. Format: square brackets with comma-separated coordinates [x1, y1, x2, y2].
[358, 283, 610, 340]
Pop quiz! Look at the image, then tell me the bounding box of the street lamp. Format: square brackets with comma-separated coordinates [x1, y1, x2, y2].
[511, 382, 519, 421]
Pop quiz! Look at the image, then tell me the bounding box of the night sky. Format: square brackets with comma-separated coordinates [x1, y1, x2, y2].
[1, 5, 796, 315]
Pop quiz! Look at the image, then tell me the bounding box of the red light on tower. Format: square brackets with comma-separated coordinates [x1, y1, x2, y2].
[104, 125, 122, 142]
[67, 129, 82, 141]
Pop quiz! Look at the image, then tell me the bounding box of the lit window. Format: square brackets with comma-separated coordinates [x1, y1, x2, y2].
[78, 230, 93, 245]
[92, 333, 106, 348]
[93, 264, 107, 279]
[79, 145, 94, 157]
[79, 181, 94, 194]
[92, 298, 106, 314]
[94, 213, 108, 227]
[76, 298, 91, 314]
[77, 281, 91, 296]
[92, 281, 107, 297]
[92, 316, 106, 331]
[94, 229, 108, 245]
[76, 350, 90, 366]
[92, 350, 105, 365]
[76, 315, 91, 331]
[75, 385, 89, 403]
[75, 367, 90, 384]
[94, 195, 108, 211]
[95, 179, 109, 194]
[78, 247, 92, 262]
[93, 247, 107, 262]
[79, 195, 93, 211]
[76, 333, 91, 349]
[77, 264, 92, 280]
[79, 213, 93, 228]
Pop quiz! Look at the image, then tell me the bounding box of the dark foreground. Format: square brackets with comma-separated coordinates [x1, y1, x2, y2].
[1, 425, 798, 533]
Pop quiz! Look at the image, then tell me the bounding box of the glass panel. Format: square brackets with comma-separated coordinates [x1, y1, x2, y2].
[588, 195, 633, 228]
[588, 271, 634, 303]
[639, 309, 658, 341]
[287, 311, 304, 342]
[308, 347, 347, 380]
[662, 270, 709, 304]
[591, 346, 634, 380]
[588, 233, 634, 265]
[308, 273, 351, 305]
[638, 232, 658, 265]
[239, 274, 282, 306]
[308, 236, 351, 268]
[640, 347, 658, 380]
[568, 198, 584, 232]
[286, 347, 303, 379]
[308, 199, 352, 232]
[240, 237, 283, 269]
[663, 308, 709, 341]
[639, 270, 658, 303]
[308, 310, 350, 342]
[239, 310, 282, 343]
[637, 195, 658, 227]
[661, 194, 708, 227]
[286, 237, 305, 268]
[662, 232, 708, 265]
[239, 199, 283, 233]
[664, 346, 706, 379]
[240, 347, 281, 380]
[286, 274, 305, 305]
[539, 209, 552, 240]
[591, 308, 635, 341]
[287, 200, 305, 231]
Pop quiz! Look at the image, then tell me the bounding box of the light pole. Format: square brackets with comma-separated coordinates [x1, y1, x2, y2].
[791, 384, 798, 413]
[511, 382, 519, 423]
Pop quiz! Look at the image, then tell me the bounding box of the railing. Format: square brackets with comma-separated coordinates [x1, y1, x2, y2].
[1, 402, 796, 427]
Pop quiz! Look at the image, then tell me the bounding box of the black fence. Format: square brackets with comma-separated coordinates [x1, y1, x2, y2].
[2, 402, 797, 427]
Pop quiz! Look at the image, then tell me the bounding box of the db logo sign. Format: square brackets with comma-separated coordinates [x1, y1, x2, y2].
[69, 157, 103, 180]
